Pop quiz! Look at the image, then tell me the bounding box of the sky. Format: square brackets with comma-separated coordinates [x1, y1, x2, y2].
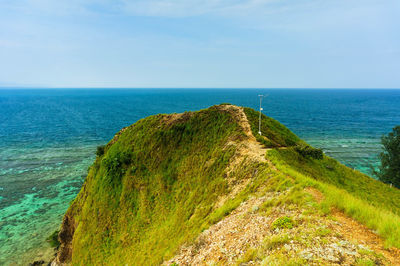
[0, 0, 399, 88]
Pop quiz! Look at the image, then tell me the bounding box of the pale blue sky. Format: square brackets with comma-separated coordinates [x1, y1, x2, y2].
[0, 0, 399, 88]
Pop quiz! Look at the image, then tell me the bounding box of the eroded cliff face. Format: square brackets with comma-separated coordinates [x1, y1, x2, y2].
[54, 170, 92, 265]
[54, 214, 75, 264]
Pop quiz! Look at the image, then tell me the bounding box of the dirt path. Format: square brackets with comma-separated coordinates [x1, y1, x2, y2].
[164, 105, 400, 265]
[331, 210, 400, 265]
[166, 186, 400, 265]
[216, 105, 267, 163]
[306, 187, 400, 265]
[164, 193, 280, 265]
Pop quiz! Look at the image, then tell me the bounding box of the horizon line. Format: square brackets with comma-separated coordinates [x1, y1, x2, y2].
[1, 87, 400, 90]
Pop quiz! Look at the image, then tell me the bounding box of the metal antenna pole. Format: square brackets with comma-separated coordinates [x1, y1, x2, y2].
[258, 94, 268, 135]
[258, 95, 263, 135]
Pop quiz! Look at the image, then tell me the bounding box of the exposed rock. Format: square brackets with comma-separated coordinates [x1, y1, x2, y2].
[28, 260, 45, 266]
[54, 213, 75, 264]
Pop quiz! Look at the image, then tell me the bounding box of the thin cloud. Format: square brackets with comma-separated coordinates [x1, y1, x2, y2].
[0, 0, 399, 88]
[1, 0, 308, 18]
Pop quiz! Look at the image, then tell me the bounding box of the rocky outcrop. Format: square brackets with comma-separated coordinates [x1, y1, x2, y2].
[53, 213, 75, 264]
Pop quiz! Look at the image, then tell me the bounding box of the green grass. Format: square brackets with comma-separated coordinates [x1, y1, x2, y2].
[64, 105, 261, 265]
[315, 227, 331, 237]
[46, 230, 60, 248]
[271, 216, 294, 230]
[267, 148, 400, 215]
[267, 148, 400, 248]
[355, 258, 376, 266]
[236, 248, 258, 264]
[243, 107, 303, 148]
[61, 104, 400, 265]
[264, 234, 291, 250]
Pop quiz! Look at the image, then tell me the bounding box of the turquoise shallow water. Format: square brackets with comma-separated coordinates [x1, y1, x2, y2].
[0, 144, 97, 264]
[0, 89, 399, 264]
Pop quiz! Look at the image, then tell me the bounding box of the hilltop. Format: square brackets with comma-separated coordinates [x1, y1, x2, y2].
[53, 105, 400, 265]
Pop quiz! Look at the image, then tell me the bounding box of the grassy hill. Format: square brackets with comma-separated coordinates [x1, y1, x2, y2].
[54, 105, 400, 265]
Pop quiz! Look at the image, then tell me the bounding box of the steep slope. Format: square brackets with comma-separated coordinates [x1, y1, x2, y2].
[54, 105, 400, 265]
[54, 105, 287, 265]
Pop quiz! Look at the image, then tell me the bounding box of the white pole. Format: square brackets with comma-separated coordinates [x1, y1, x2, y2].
[258, 95, 263, 135]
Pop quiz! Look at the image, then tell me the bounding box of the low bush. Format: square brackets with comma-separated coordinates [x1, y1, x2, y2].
[96, 145, 105, 157]
[272, 216, 294, 230]
[294, 145, 323, 160]
[46, 230, 60, 248]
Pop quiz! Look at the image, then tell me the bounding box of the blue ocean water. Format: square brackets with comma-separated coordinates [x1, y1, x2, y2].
[0, 89, 399, 264]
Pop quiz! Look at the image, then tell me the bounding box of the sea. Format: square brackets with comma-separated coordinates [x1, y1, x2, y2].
[0, 89, 399, 264]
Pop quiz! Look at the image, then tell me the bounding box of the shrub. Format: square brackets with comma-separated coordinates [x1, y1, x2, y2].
[374, 126, 400, 188]
[264, 234, 290, 250]
[103, 150, 132, 179]
[294, 145, 323, 160]
[272, 216, 294, 230]
[46, 230, 60, 248]
[96, 145, 105, 157]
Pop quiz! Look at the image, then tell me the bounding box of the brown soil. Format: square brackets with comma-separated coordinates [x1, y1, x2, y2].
[331, 209, 400, 265]
[305, 187, 325, 203]
[213, 105, 268, 209]
[164, 193, 282, 265]
[307, 187, 400, 265]
[162, 112, 192, 127]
